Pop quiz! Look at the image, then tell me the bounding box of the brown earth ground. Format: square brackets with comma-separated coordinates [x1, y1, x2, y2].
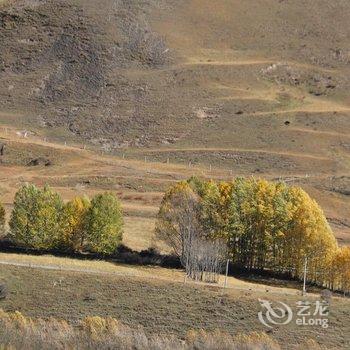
[0, 0, 350, 246]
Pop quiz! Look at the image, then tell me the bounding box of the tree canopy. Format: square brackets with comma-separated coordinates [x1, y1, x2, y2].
[9, 184, 64, 250]
[61, 196, 91, 251]
[84, 192, 123, 254]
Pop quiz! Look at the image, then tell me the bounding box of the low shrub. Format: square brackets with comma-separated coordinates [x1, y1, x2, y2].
[0, 310, 323, 350]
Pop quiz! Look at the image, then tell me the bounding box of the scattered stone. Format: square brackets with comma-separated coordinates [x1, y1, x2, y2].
[83, 294, 97, 302]
[27, 157, 52, 166]
[321, 289, 332, 302]
[0, 284, 7, 300]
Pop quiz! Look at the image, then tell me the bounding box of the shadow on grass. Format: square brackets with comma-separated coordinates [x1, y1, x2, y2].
[0, 239, 181, 269]
[0, 239, 344, 296]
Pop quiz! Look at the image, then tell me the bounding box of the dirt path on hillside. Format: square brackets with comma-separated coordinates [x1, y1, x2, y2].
[286, 128, 350, 138]
[137, 147, 330, 160]
[183, 56, 338, 73]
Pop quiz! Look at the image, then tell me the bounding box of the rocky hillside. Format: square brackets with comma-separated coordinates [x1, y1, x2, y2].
[1, 0, 350, 242]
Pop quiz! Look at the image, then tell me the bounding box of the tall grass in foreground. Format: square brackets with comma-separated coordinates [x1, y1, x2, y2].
[0, 309, 323, 350]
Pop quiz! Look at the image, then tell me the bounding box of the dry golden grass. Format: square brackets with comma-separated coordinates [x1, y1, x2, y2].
[123, 216, 170, 253]
[0, 252, 182, 281]
[0, 309, 288, 350]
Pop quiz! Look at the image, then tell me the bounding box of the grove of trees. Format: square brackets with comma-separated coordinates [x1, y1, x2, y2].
[6, 184, 123, 254]
[156, 177, 350, 293]
[0, 179, 349, 293]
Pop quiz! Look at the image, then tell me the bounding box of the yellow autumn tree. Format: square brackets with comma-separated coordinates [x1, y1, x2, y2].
[330, 247, 350, 293]
[281, 187, 337, 282]
[156, 180, 202, 259]
[61, 196, 91, 251]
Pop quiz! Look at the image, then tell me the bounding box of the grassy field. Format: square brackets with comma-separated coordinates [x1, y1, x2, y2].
[0, 252, 309, 295]
[0, 0, 350, 246]
[0, 260, 349, 349]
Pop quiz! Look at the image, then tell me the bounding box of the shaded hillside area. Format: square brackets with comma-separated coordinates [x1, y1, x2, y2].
[0, 0, 350, 243]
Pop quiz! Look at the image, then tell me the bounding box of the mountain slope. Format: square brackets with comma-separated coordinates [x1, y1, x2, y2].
[0, 0, 350, 243]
